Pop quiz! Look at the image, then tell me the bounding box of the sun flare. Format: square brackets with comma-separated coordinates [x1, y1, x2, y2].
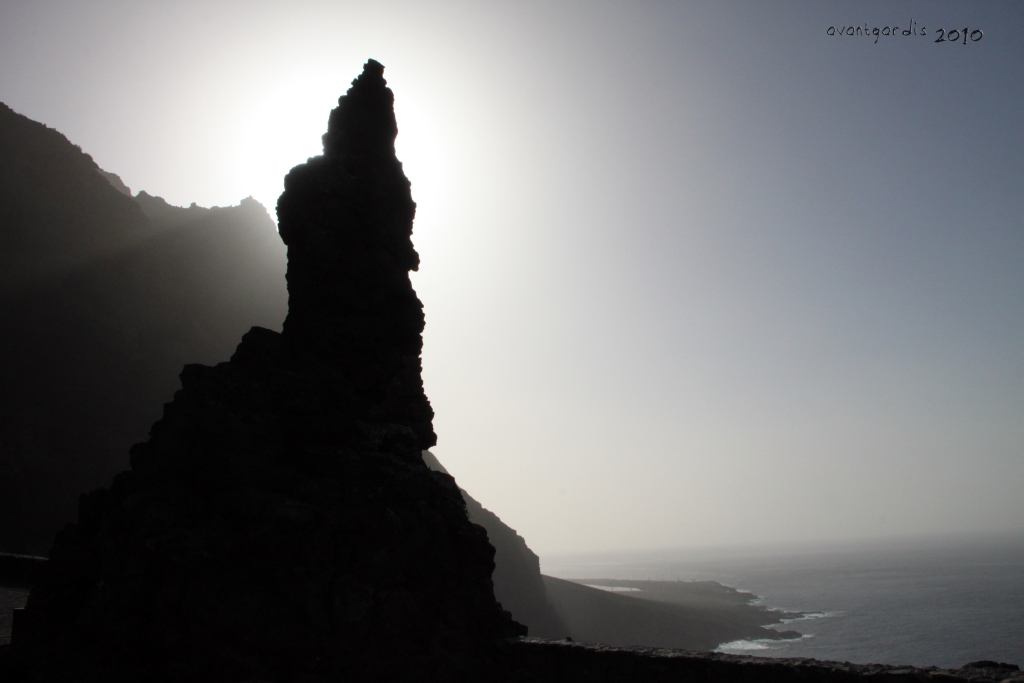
[230, 66, 448, 226]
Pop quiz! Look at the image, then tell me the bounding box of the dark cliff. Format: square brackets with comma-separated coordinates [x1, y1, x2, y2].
[1, 60, 522, 683]
[0, 103, 287, 556]
[422, 450, 570, 639]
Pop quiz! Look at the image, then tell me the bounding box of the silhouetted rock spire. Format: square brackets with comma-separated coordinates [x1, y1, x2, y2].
[322, 59, 399, 159]
[5, 60, 522, 683]
[278, 59, 434, 460]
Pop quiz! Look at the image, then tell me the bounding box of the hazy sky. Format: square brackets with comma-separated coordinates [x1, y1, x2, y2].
[2, 1, 1022, 555]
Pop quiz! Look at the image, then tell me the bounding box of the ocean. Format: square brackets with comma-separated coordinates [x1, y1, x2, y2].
[542, 532, 1024, 669]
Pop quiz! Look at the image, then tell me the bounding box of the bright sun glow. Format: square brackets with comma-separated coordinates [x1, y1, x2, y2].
[230, 67, 449, 229]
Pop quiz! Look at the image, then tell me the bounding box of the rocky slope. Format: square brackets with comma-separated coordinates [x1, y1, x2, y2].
[0, 103, 287, 556]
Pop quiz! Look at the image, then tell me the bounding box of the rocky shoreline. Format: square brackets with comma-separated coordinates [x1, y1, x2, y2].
[506, 639, 1022, 683]
[3, 622, 1020, 683]
[539, 576, 801, 652]
[564, 578, 804, 639]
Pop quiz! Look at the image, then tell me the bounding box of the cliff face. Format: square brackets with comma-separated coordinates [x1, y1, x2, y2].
[422, 450, 570, 639]
[5, 60, 522, 682]
[0, 103, 287, 556]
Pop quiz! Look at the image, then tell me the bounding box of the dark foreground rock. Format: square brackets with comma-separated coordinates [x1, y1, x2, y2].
[0, 60, 522, 683]
[505, 639, 1024, 683]
[0, 556, 46, 588]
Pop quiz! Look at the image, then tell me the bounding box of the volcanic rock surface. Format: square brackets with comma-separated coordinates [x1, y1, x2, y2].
[5, 60, 523, 682]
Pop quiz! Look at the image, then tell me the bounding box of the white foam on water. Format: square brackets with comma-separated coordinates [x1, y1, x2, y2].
[778, 611, 844, 623]
[717, 633, 815, 654]
[715, 639, 774, 652]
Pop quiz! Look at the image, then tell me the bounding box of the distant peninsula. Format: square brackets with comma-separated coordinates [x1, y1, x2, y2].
[422, 449, 803, 649]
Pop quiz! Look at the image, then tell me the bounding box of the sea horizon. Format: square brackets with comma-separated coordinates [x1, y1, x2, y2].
[541, 531, 1024, 669]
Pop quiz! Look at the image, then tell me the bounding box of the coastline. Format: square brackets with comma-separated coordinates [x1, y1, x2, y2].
[2, 577, 789, 651]
[542, 576, 803, 651]
[540, 534, 1024, 667]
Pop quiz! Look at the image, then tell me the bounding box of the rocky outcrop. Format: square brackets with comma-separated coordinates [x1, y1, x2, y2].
[275, 59, 436, 455]
[2, 59, 521, 683]
[0, 103, 287, 556]
[98, 170, 133, 197]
